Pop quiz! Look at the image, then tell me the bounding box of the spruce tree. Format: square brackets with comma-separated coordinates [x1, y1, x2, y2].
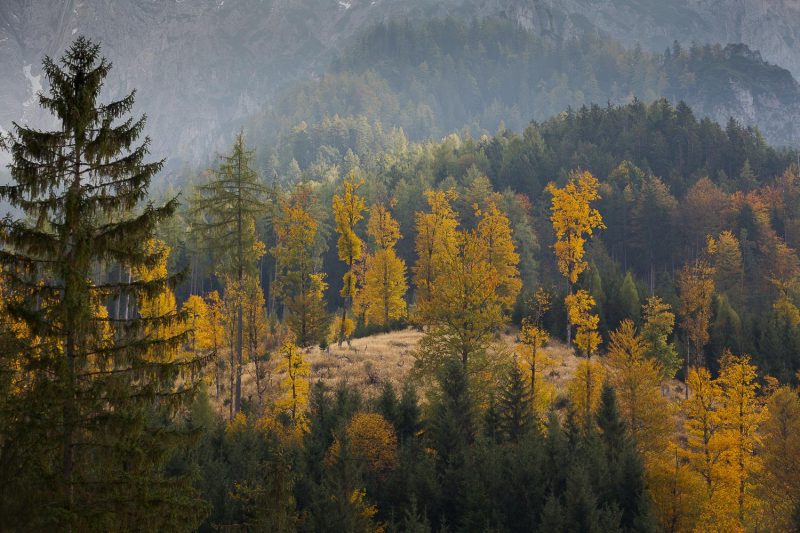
[190, 132, 267, 416]
[497, 361, 533, 442]
[0, 37, 206, 529]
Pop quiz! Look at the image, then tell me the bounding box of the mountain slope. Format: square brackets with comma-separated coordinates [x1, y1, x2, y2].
[1, 0, 800, 169]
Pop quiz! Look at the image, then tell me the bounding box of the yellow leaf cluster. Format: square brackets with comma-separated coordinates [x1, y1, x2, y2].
[565, 289, 601, 356]
[275, 337, 310, 432]
[546, 171, 605, 285]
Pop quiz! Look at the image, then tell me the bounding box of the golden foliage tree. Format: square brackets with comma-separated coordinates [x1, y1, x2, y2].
[758, 385, 800, 531]
[606, 320, 672, 457]
[715, 352, 766, 527]
[361, 203, 407, 328]
[413, 191, 520, 378]
[517, 288, 554, 416]
[134, 239, 185, 362]
[677, 259, 715, 370]
[275, 337, 310, 432]
[565, 289, 601, 357]
[341, 412, 399, 479]
[708, 230, 744, 306]
[332, 173, 366, 345]
[273, 186, 329, 347]
[546, 170, 605, 343]
[568, 358, 605, 425]
[412, 189, 459, 306]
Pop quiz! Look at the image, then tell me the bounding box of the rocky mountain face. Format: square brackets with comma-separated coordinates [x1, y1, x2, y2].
[1, 0, 799, 171]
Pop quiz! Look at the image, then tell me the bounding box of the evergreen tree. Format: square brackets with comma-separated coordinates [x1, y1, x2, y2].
[497, 360, 533, 442]
[190, 132, 267, 416]
[0, 37, 206, 529]
[618, 272, 641, 324]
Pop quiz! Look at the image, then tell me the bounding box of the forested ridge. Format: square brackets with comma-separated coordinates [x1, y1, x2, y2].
[249, 18, 800, 151]
[3, 36, 800, 532]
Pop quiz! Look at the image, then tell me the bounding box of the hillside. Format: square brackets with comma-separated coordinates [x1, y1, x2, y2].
[3, 0, 800, 170]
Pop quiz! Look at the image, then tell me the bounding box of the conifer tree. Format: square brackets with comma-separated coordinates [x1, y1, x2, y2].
[190, 132, 267, 416]
[332, 173, 366, 345]
[677, 258, 715, 372]
[641, 296, 681, 379]
[497, 359, 533, 442]
[546, 170, 605, 343]
[272, 184, 329, 347]
[0, 37, 206, 529]
[618, 272, 641, 323]
[606, 320, 672, 458]
[361, 202, 407, 329]
[518, 287, 554, 416]
[275, 336, 311, 432]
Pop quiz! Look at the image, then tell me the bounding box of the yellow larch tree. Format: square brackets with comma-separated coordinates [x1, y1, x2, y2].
[361, 203, 407, 328]
[758, 384, 800, 531]
[275, 336, 310, 433]
[413, 193, 521, 380]
[568, 358, 605, 425]
[242, 275, 270, 408]
[546, 170, 605, 344]
[332, 173, 366, 345]
[677, 259, 715, 371]
[342, 412, 399, 479]
[222, 276, 246, 421]
[606, 319, 672, 458]
[273, 185, 329, 347]
[565, 289, 601, 357]
[412, 189, 459, 307]
[517, 287, 553, 416]
[683, 366, 740, 531]
[716, 352, 766, 528]
[647, 442, 705, 532]
[133, 239, 185, 362]
[476, 199, 522, 308]
[202, 290, 226, 396]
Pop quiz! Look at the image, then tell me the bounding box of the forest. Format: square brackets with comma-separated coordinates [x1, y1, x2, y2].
[248, 17, 800, 150]
[2, 36, 800, 532]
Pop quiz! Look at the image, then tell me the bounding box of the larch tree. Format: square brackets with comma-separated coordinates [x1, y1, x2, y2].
[759, 385, 800, 531]
[361, 202, 407, 329]
[190, 132, 267, 417]
[716, 352, 765, 528]
[272, 185, 329, 347]
[413, 191, 521, 378]
[565, 289, 601, 357]
[275, 336, 311, 433]
[683, 366, 735, 530]
[412, 189, 459, 307]
[606, 320, 672, 458]
[332, 173, 366, 345]
[708, 230, 744, 307]
[517, 287, 553, 416]
[546, 170, 605, 344]
[134, 239, 184, 360]
[0, 37, 206, 529]
[677, 258, 715, 375]
[568, 358, 605, 427]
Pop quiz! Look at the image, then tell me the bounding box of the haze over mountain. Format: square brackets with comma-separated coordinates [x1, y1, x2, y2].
[2, 0, 800, 171]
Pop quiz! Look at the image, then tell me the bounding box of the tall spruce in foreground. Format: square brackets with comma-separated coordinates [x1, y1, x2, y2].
[190, 132, 267, 416]
[0, 37, 207, 530]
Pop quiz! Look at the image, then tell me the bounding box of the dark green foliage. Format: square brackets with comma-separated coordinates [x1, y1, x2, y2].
[0, 37, 206, 530]
[618, 273, 642, 324]
[596, 384, 655, 532]
[497, 362, 533, 443]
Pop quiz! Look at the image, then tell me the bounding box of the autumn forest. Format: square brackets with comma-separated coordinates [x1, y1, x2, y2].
[2, 34, 800, 533]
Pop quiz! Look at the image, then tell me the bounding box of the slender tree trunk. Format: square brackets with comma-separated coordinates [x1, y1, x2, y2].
[235, 156, 244, 416]
[566, 284, 573, 345]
